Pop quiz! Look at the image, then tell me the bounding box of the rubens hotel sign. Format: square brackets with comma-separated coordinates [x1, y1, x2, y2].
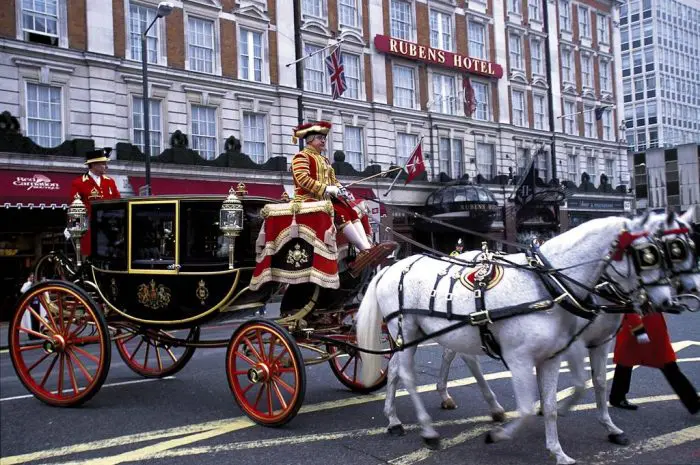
[373, 35, 503, 79]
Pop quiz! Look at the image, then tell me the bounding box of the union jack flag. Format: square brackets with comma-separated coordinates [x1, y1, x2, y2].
[325, 45, 347, 100]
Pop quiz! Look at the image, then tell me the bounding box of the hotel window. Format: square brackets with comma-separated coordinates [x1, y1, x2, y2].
[304, 43, 325, 93]
[528, 0, 541, 21]
[586, 155, 597, 178]
[581, 55, 592, 88]
[472, 80, 491, 121]
[390, 0, 413, 41]
[600, 59, 611, 91]
[508, 0, 521, 14]
[191, 105, 217, 160]
[342, 53, 361, 99]
[559, 0, 571, 31]
[21, 0, 60, 45]
[132, 97, 161, 156]
[584, 105, 595, 138]
[129, 3, 159, 63]
[468, 20, 487, 60]
[509, 34, 522, 71]
[242, 112, 267, 164]
[339, 0, 359, 28]
[511, 89, 526, 127]
[430, 10, 453, 51]
[26, 83, 62, 147]
[561, 49, 573, 82]
[578, 6, 590, 39]
[302, 0, 323, 18]
[602, 109, 613, 140]
[516, 148, 530, 177]
[393, 64, 416, 108]
[344, 126, 364, 169]
[187, 17, 214, 74]
[597, 14, 609, 44]
[563, 100, 576, 135]
[438, 137, 452, 175]
[396, 132, 418, 166]
[605, 158, 616, 182]
[567, 153, 578, 182]
[530, 37, 543, 75]
[432, 73, 457, 115]
[533, 93, 547, 130]
[452, 139, 464, 178]
[239, 28, 263, 82]
[476, 142, 495, 178]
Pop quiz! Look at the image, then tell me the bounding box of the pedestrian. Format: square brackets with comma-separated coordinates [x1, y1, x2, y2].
[609, 312, 699, 414]
[450, 238, 464, 256]
[19, 272, 41, 340]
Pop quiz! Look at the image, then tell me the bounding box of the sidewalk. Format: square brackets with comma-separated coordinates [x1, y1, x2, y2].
[0, 321, 7, 349]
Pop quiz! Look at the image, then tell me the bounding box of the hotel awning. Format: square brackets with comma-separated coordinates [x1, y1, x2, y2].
[0, 169, 79, 209]
[129, 176, 286, 199]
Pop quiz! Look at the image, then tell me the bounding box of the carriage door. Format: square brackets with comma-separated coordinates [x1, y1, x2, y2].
[128, 201, 179, 273]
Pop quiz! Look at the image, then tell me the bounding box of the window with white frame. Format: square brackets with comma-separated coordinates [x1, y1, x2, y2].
[599, 59, 611, 91]
[22, 0, 59, 42]
[597, 14, 608, 44]
[508, 0, 521, 14]
[586, 154, 597, 178]
[396, 132, 418, 166]
[390, 0, 412, 41]
[339, 0, 359, 28]
[129, 3, 159, 63]
[602, 109, 613, 140]
[476, 142, 495, 178]
[530, 37, 543, 74]
[429, 9, 453, 51]
[535, 150, 548, 180]
[528, 0, 541, 21]
[516, 147, 530, 176]
[302, 0, 323, 18]
[304, 43, 325, 92]
[344, 126, 364, 169]
[578, 6, 590, 38]
[567, 153, 577, 182]
[393, 64, 415, 108]
[533, 93, 547, 130]
[438, 137, 452, 175]
[132, 97, 161, 156]
[509, 34, 522, 70]
[605, 158, 616, 182]
[242, 112, 266, 164]
[187, 17, 214, 73]
[432, 73, 457, 115]
[191, 105, 217, 160]
[561, 48, 573, 82]
[472, 80, 491, 121]
[468, 20, 487, 60]
[511, 89, 526, 127]
[342, 52, 361, 99]
[559, 0, 571, 31]
[584, 105, 595, 138]
[26, 83, 62, 147]
[564, 100, 576, 135]
[452, 138, 464, 178]
[239, 28, 263, 82]
[581, 55, 593, 87]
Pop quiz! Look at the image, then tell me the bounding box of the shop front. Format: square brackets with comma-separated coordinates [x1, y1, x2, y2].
[564, 197, 631, 229]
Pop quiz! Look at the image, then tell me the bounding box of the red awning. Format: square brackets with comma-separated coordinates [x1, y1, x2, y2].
[0, 170, 80, 209]
[129, 177, 285, 199]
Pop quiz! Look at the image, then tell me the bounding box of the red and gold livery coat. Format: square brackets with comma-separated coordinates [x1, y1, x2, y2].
[69, 174, 121, 256]
[613, 312, 676, 368]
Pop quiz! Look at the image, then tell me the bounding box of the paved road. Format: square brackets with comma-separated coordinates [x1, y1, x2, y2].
[1, 308, 699, 465]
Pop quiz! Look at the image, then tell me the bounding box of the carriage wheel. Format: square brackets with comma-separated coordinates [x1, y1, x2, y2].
[8, 280, 110, 407]
[34, 252, 76, 281]
[115, 326, 199, 378]
[326, 309, 391, 393]
[226, 319, 305, 426]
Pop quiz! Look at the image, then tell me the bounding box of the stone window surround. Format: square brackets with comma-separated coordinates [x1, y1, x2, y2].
[236, 18, 271, 84]
[124, 0, 169, 67]
[428, 69, 462, 117]
[237, 94, 274, 159]
[392, 59, 421, 111]
[389, 0, 417, 43]
[510, 85, 528, 128]
[15, 0, 69, 48]
[183, 85, 227, 156]
[184, 5, 222, 76]
[123, 74, 172, 153]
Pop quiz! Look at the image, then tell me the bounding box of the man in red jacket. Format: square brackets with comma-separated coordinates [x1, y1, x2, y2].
[69, 148, 121, 257]
[609, 311, 699, 414]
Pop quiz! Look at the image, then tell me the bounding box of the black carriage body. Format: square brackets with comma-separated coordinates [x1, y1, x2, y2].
[88, 195, 278, 327]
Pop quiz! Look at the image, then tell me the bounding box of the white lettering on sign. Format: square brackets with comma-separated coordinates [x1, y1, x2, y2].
[12, 174, 61, 191]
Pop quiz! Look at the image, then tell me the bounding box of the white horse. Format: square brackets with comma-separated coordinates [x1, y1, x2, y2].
[357, 215, 675, 465]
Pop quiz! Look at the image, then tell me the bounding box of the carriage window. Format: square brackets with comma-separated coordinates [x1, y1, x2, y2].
[442, 189, 455, 203]
[130, 203, 177, 270]
[477, 189, 492, 202]
[180, 201, 227, 265]
[453, 188, 467, 202]
[465, 188, 479, 201]
[93, 205, 127, 266]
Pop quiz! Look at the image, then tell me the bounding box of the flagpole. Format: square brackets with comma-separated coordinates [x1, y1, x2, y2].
[384, 136, 424, 197]
[285, 38, 346, 68]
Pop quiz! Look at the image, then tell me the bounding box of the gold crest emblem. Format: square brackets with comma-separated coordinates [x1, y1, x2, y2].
[88, 187, 102, 200]
[137, 279, 172, 310]
[110, 278, 119, 299]
[196, 280, 209, 305]
[286, 243, 309, 268]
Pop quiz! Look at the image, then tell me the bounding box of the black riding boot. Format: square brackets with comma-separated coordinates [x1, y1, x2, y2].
[609, 364, 638, 409]
[661, 362, 700, 414]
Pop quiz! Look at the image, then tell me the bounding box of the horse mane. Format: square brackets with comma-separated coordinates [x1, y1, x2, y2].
[540, 216, 629, 259]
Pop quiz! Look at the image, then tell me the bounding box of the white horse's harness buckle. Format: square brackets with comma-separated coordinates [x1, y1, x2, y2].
[474, 288, 483, 299]
[470, 310, 492, 325]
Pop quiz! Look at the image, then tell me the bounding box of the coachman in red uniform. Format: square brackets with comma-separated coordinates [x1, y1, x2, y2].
[69, 147, 121, 257]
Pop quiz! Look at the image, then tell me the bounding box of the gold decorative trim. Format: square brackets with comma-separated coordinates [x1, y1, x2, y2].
[261, 200, 333, 218]
[196, 280, 209, 305]
[250, 267, 339, 290]
[459, 264, 505, 291]
[286, 244, 310, 268]
[127, 200, 180, 275]
[256, 225, 338, 261]
[137, 279, 172, 310]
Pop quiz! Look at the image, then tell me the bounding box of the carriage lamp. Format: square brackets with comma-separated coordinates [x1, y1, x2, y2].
[220, 188, 244, 269]
[67, 194, 89, 266]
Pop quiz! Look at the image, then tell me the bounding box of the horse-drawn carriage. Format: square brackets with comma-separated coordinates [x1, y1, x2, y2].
[7, 186, 393, 426]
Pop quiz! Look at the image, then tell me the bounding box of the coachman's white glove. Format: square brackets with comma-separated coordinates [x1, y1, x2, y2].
[324, 186, 340, 197]
[636, 333, 651, 344]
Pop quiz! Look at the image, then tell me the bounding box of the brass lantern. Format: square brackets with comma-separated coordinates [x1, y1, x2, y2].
[67, 194, 89, 266]
[220, 188, 244, 269]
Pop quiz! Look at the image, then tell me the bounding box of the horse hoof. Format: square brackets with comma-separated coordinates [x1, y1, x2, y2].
[608, 433, 630, 446]
[537, 408, 543, 416]
[441, 399, 457, 410]
[491, 411, 506, 422]
[484, 431, 495, 444]
[423, 436, 440, 450]
[387, 424, 405, 436]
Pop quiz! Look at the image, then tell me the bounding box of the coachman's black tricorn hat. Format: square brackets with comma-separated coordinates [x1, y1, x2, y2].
[84, 147, 113, 165]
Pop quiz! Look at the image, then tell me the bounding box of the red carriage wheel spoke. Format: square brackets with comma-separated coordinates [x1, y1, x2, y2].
[256, 329, 267, 362]
[71, 345, 101, 364]
[26, 351, 53, 373]
[239, 380, 257, 396]
[164, 347, 178, 364]
[71, 335, 102, 345]
[19, 326, 51, 341]
[38, 293, 60, 333]
[64, 353, 80, 395]
[271, 374, 296, 396]
[66, 349, 94, 384]
[143, 341, 151, 370]
[19, 343, 46, 352]
[23, 304, 53, 336]
[56, 293, 67, 334]
[266, 382, 274, 416]
[276, 366, 298, 374]
[39, 355, 59, 389]
[242, 335, 263, 361]
[57, 354, 66, 396]
[267, 336, 278, 362]
[62, 300, 78, 337]
[129, 338, 145, 362]
[154, 344, 164, 372]
[337, 353, 355, 376]
[271, 381, 289, 410]
[235, 349, 257, 367]
[253, 383, 266, 410]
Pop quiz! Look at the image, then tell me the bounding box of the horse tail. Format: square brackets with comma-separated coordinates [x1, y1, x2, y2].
[357, 267, 389, 387]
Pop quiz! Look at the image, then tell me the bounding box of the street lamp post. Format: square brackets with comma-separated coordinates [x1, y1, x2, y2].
[141, 2, 174, 196]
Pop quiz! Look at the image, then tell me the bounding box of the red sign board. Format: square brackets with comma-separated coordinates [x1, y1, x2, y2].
[373, 35, 503, 79]
[1, 170, 77, 208]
